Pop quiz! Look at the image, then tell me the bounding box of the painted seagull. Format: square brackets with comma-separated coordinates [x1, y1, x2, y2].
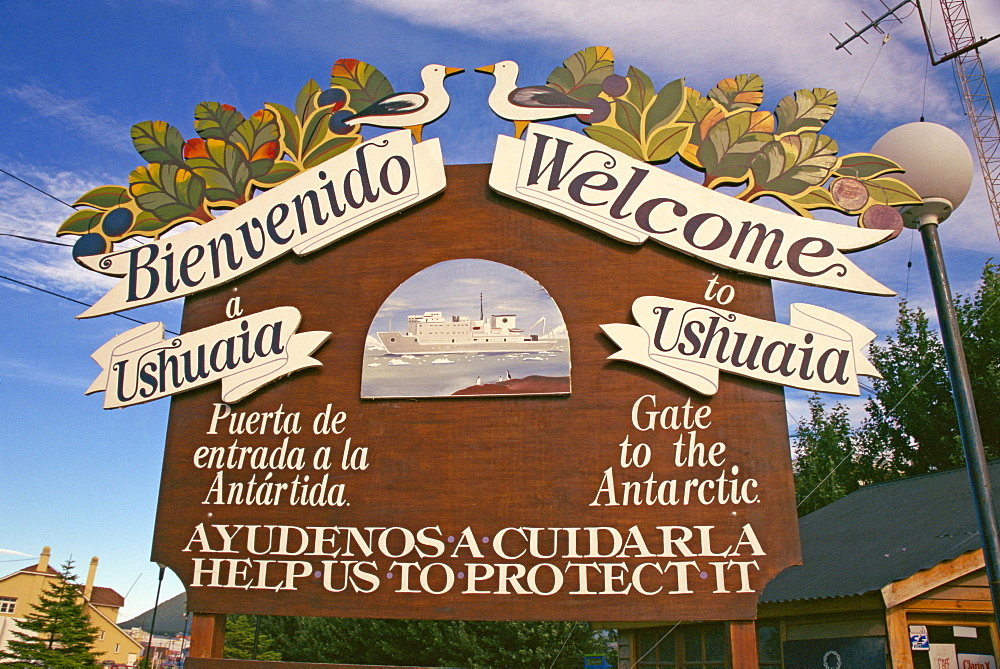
[344, 63, 463, 143]
[476, 60, 595, 139]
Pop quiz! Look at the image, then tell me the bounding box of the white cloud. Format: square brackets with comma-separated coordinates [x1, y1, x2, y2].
[354, 0, 968, 124]
[0, 159, 120, 299]
[0, 549, 31, 557]
[6, 84, 133, 154]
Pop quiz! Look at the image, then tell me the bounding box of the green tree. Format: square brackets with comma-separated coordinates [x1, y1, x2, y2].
[258, 616, 615, 667]
[793, 394, 861, 515]
[0, 559, 101, 667]
[792, 261, 1000, 514]
[223, 614, 281, 661]
[858, 261, 1000, 479]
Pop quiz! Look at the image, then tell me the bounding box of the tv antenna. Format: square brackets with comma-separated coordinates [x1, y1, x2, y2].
[831, 0, 1000, 239]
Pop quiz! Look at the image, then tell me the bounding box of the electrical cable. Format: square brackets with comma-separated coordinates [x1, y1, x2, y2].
[0, 167, 76, 209]
[0, 231, 72, 247]
[0, 273, 178, 335]
[797, 286, 1000, 508]
[629, 622, 680, 668]
[547, 621, 581, 669]
[846, 30, 890, 117]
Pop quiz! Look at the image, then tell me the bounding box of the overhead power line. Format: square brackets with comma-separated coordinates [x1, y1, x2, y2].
[0, 167, 76, 209]
[0, 273, 178, 336]
[0, 230, 72, 247]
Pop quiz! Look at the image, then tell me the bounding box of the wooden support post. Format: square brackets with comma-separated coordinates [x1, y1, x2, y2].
[729, 620, 758, 668]
[188, 612, 227, 659]
[884, 605, 912, 669]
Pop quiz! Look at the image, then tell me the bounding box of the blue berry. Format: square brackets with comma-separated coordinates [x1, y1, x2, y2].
[101, 208, 133, 238]
[328, 109, 354, 135]
[73, 233, 109, 260]
[317, 88, 347, 110]
[578, 98, 611, 124]
[602, 74, 628, 97]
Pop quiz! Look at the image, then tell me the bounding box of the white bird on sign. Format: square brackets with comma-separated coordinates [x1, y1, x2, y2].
[344, 63, 463, 143]
[476, 60, 595, 139]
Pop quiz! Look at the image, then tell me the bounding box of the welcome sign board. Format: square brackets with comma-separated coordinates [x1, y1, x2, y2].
[56, 47, 916, 624]
[151, 164, 801, 621]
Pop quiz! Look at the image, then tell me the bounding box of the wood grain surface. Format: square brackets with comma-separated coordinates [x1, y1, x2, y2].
[152, 163, 800, 621]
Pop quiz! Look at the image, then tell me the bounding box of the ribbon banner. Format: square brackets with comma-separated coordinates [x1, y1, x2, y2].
[601, 297, 880, 396]
[78, 130, 446, 318]
[490, 125, 895, 296]
[86, 307, 329, 408]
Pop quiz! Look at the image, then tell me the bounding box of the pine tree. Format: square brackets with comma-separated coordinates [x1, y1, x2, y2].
[223, 614, 281, 661]
[0, 559, 102, 667]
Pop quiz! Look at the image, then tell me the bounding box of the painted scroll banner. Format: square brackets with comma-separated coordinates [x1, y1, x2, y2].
[489, 124, 896, 296]
[601, 297, 880, 396]
[86, 307, 330, 408]
[77, 130, 446, 318]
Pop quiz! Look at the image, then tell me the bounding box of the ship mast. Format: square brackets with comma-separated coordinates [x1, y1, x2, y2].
[480, 292, 484, 321]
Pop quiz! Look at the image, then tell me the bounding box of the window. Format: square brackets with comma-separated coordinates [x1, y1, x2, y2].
[0, 597, 15, 614]
[114, 643, 120, 654]
[757, 624, 782, 668]
[99, 631, 106, 641]
[637, 623, 725, 668]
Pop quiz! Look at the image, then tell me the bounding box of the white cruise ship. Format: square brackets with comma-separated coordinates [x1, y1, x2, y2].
[377, 304, 557, 355]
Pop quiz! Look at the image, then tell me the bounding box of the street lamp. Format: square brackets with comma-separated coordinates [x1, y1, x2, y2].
[145, 563, 167, 667]
[871, 122, 1000, 629]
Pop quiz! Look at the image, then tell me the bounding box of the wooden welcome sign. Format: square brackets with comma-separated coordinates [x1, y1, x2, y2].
[151, 163, 799, 621]
[57, 46, 920, 633]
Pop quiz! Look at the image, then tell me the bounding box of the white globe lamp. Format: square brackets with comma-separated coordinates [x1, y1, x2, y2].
[871, 121, 974, 227]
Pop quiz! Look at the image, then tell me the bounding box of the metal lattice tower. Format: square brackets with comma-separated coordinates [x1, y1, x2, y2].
[938, 0, 1000, 237]
[832, 0, 1000, 237]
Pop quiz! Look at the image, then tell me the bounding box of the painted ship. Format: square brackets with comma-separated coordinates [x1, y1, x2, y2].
[377, 299, 557, 355]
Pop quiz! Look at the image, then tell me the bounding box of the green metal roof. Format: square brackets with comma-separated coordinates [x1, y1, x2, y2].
[760, 462, 1000, 604]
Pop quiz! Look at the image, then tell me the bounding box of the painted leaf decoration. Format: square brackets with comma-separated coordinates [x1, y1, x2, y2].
[624, 66, 656, 111]
[584, 124, 644, 161]
[676, 89, 726, 167]
[644, 78, 685, 135]
[266, 102, 301, 162]
[230, 110, 281, 179]
[183, 138, 250, 204]
[72, 185, 130, 210]
[194, 102, 246, 141]
[785, 187, 840, 211]
[864, 177, 923, 207]
[254, 160, 302, 187]
[298, 106, 361, 161]
[303, 135, 361, 169]
[129, 163, 206, 223]
[708, 74, 764, 112]
[775, 88, 838, 135]
[835, 152, 905, 179]
[128, 210, 165, 236]
[546, 46, 615, 101]
[330, 58, 393, 113]
[613, 98, 643, 143]
[750, 133, 839, 197]
[131, 121, 186, 164]
[677, 88, 722, 128]
[296, 79, 322, 121]
[698, 110, 775, 184]
[57, 209, 103, 236]
[646, 124, 690, 163]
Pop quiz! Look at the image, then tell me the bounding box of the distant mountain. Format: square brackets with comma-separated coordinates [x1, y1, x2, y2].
[118, 591, 188, 636]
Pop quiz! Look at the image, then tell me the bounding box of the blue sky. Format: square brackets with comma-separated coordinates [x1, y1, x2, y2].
[1, 0, 998, 621]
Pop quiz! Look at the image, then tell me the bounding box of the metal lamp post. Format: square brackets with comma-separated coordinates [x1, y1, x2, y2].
[145, 563, 167, 667]
[872, 121, 1000, 631]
